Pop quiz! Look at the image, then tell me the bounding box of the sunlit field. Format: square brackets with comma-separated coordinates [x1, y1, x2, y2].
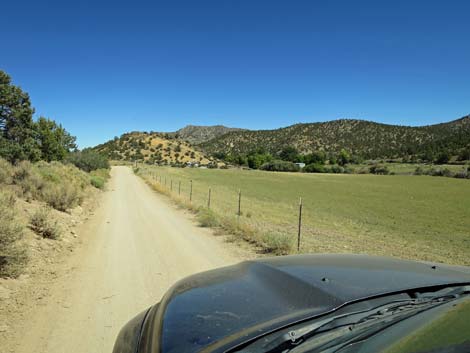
[137, 165, 470, 266]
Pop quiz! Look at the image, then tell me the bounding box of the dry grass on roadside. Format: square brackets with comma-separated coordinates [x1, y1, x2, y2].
[0, 158, 109, 277]
[138, 170, 293, 255]
[30, 206, 62, 239]
[0, 190, 27, 277]
[2, 159, 96, 211]
[89, 168, 110, 189]
[197, 208, 221, 227]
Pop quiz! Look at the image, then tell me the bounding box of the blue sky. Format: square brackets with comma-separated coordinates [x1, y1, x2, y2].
[2, 0, 469, 148]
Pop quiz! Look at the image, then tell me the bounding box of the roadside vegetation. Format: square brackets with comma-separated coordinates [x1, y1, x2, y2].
[0, 157, 110, 277]
[136, 165, 470, 266]
[0, 190, 26, 277]
[30, 206, 61, 239]
[0, 70, 110, 278]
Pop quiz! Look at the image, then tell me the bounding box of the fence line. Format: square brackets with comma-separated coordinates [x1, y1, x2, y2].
[142, 168, 305, 250]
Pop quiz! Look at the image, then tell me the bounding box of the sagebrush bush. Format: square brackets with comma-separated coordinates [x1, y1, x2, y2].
[89, 168, 110, 189]
[0, 158, 13, 184]
[197, 208, 220, 227]
[90, 175, 105, 189]
[41, 182, 82, 211]
[0, 190, 26, 277]
[12, 161, 45, 200]
[261, 232, 294, 255]
[30, 207, 61, 239]
[11, 161, 89, 211]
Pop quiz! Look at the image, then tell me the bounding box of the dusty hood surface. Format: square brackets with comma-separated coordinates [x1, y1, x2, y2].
[144, 254, 470, 353]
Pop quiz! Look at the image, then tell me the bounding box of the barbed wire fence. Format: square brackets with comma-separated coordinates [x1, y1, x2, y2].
[142, 167, 304, 252]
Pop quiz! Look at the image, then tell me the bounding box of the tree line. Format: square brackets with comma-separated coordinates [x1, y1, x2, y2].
[0, 70, 77, 162]
[214, 147, 360, 170]
[0, 70, 107, 170]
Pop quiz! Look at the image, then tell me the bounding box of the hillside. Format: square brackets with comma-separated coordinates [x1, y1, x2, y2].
[174, 125, 245, 145]
[93, 132, 212, 165]
[200, 116, 470, 160]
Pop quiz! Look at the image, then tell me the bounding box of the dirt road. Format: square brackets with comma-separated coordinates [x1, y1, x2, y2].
[10, 166, 243, 353]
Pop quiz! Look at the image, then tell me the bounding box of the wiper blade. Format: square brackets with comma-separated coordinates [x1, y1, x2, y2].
[259, 294, 462, 353]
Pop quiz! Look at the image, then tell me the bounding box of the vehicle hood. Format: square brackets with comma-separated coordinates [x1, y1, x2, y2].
[140, 254, 470, 353]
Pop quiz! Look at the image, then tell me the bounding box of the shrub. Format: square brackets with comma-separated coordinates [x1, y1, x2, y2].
[197, 208, 220, 227]
[414, 166, 425, 175]
[12, 160, 34, 182]
[12, 161, 45, 200]
[41, 183, 82, 211]
[430, 168, 453, 177]
[90, 176, 105, 189]
[329, 165, 345, 174]
[66, 150, 109, 172]
[0, 158, 13, 184]
[0, 190, 26, 277]
[369, 164, 390, 175]
[30, 207, 61, 239]
[89, 168, 109, 189]
[303, 163, 326, 173]
[260, 160, 300, 172]
[260, 233, 294, 255]
[454, 168, 469, 179]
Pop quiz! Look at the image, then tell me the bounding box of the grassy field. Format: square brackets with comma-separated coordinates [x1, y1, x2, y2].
[137, 166, 470, 266]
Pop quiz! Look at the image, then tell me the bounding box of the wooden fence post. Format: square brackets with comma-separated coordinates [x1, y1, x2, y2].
[170, 180, 173, 191]
[190, 180, 193, 203]
[297, 197, 303, 252]
[238, 189, 241, 219]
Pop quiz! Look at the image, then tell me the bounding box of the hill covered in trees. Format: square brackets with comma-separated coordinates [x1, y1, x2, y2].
[94, 132, 214, 165]
[172, 125, 245, 145]
[200, 117, 470, 163]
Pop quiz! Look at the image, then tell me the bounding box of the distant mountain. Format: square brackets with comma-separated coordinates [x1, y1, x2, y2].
[93, 132, 212, 165]
[174, 125, 246, 145]
[199, 116, 470, 160]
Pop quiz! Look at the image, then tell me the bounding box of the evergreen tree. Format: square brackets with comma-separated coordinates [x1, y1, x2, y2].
[0, 71, 40, 162]
[35, 117, 77, 161]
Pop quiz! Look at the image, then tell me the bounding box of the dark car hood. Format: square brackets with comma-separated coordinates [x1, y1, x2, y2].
[141, 254, 470, 353]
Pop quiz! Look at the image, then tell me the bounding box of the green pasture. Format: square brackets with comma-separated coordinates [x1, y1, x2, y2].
[138, 166, 470, 265]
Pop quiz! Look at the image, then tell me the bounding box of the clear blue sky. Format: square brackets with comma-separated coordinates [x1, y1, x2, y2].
[2, 0, 469, 148]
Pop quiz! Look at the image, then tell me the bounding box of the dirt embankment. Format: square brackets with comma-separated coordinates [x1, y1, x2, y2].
[1, 166, 249, 353]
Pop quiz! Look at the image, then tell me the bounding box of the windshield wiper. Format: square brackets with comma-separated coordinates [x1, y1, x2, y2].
[239, 286, 469, 353]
